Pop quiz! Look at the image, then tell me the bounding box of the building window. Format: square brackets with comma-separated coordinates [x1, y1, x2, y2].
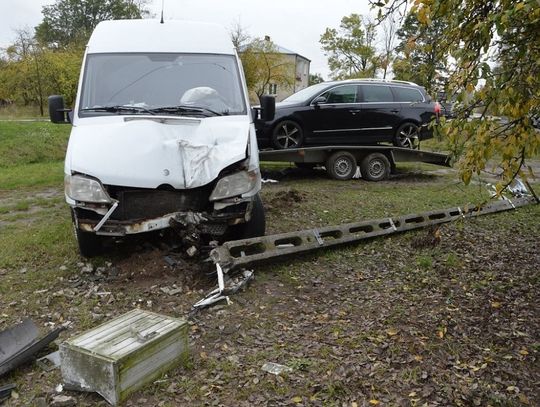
[268, 84, 278, 95]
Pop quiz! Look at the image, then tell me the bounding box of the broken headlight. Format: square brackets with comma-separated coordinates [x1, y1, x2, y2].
[65, 174, 112, 203]
[210, 169, 259, 201]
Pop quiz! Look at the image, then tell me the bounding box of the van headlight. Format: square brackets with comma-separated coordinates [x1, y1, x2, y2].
[65, 174, 112, 203]
[210, 169, 259, 201]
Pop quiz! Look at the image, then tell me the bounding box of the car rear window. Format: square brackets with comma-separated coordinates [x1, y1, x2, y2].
[393, 87, 425, 102]
[360, 85, 394, 102]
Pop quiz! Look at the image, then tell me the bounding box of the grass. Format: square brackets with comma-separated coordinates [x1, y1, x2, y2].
[0, 121, 538, 406]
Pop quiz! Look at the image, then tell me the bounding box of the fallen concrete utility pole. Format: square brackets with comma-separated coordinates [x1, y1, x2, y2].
[210, 195, 537, 273]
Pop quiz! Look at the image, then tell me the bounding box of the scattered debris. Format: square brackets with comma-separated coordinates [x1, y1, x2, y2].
[261, 362, 293, 375]
[0, 384, 16, 404]
[262, 178, 279, 184]
[0, 319, 64, 377]
[50, 394, 76, 407]
[160, 286, 183, 296]
[61, 309, 189, 405]
[36, 350, 61, 372]
[191, 266, 254, 312]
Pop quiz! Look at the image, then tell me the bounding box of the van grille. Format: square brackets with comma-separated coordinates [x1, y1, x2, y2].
[107, 187, 212, 221]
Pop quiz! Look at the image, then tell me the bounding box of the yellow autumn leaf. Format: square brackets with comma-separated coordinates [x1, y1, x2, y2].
[291, 396, 303, 403]
[386, 328, 399, 336]
[491, 301, 502, 308]
[369, 400, 380, 405]
[519, 348, 529, 355]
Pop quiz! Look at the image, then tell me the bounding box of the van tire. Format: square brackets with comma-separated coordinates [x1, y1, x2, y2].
[360, 153, 391, 182]
[74, 223, 104, 257]
[227, 194, 266, 240]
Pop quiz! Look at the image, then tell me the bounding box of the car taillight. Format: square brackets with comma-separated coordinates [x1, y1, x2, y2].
[434, 102, 442, 118]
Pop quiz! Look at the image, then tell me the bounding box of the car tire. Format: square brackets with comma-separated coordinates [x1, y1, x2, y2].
[227, 194, 266, 240]
[394, 122, 420, 149]
[74, 225, 105, 257]
[271, 120, 304, 149]
[360, 153, 391, 182]
[325, 151, 357, 180]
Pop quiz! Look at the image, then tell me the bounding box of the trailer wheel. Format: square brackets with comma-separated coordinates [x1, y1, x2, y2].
[325, 151, 357, 180]
[360, 153, 391, 182]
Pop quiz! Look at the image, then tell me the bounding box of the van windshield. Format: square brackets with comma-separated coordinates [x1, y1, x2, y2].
[79, 53, 247, 117]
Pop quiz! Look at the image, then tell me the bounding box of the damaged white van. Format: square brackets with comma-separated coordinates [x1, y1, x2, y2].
[49, 20, 275, 257]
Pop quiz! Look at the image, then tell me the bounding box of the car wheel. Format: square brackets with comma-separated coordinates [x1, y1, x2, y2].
[360, 153, 391, 182]
[272, 120, 304, 149]
[74, 225, 105, 257]
[325, 151, 357, 180]
[226, 194, 266, 241]
[394, 122, 420, 149]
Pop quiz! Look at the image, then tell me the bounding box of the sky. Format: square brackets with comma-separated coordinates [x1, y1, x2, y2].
[0, 0, 375, 79]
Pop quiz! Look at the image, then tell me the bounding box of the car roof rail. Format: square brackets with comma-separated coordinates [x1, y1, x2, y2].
[346, 78, 420, 86]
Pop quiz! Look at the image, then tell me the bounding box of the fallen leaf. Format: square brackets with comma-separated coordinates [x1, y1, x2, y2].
[414, 355, 423, 362]
[518, 393, 530, 404]
[491, 301, 502, 308]
[519, 348, 529, 356]
[386, 328, 399, 336]
[291, 396, 303, 403]
[369, 400, 380, 405]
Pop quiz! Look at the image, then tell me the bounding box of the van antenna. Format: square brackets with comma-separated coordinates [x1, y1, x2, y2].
[160, 0, 165, 23]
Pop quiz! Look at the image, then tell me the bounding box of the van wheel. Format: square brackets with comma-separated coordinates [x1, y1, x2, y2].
[272, 120, 303, 149]
[360, 153, 391, 182]
[74, 226, 105, 257]
[325, 151, 356, 180]
[394, 122, 420, 149]
[227, 194, 266, 241]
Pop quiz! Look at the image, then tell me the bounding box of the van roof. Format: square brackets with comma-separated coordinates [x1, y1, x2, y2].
[87, 19, 235, 55]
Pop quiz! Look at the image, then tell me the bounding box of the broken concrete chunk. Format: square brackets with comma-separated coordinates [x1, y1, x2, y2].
[50, 395, 77, 406]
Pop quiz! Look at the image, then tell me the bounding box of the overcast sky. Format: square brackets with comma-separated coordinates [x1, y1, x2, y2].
[0, 0, 375, 79]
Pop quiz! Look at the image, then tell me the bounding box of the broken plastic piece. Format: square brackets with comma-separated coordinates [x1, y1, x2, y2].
[36, 350, 61, 372]
[0, 383, 16, 404]
[0, 320, 65, 377]
[261, 362, 292, 375]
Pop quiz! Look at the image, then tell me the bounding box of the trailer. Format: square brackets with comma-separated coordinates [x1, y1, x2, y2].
[259, 145, 452, 181]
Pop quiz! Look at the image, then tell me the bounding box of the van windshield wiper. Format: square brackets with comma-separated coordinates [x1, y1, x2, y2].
[80, 105, 156, 115]
[149, 105, 224, 117]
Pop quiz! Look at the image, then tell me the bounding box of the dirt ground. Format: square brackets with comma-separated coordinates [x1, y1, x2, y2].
[0, 165, 539, 406]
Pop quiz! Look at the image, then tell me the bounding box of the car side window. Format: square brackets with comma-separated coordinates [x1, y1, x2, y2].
[360, 85, 394, 102]
[320, 85, 358, 104]
[393, 87, 424, 102]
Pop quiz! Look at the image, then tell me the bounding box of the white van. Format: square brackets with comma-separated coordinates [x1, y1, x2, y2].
[49, 19, 275, 257]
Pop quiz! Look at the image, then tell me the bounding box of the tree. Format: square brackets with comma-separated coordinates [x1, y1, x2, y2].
[229, 20, 251, 51]
[372, 0, 540, 189]
[379, 11, 399, 79]
[320, 14, 380, 79]
[35, 0, 149, 48]
[239, 38, 295, 101]
[309, 73, 325, 86]
[393, 13, 448, 93]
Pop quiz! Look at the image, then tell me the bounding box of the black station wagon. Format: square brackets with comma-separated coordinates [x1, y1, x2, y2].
[256, 79, 440, 150]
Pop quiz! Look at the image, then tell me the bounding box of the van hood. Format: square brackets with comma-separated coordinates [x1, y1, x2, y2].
[66, 116, 250, 189]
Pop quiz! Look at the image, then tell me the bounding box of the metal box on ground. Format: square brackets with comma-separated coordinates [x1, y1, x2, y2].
[60, 309, 189, 405]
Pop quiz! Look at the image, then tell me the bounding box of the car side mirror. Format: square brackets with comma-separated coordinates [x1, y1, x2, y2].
[48, 95, 71, 124]
[259, 95, 275, 121]
[312, 96, 327, 106]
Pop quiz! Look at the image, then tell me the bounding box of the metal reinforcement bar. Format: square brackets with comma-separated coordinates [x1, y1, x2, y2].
[210, 196, 537, 272]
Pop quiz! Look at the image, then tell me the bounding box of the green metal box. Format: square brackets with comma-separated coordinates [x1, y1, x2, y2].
[60, 309, 189, 405]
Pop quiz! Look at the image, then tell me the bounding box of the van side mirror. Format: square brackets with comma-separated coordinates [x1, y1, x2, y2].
[48, 95, 71, 124]
[259, 95, 275, 121]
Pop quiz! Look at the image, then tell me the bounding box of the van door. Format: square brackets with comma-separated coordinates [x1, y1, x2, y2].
[356, 84, 401, 142]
